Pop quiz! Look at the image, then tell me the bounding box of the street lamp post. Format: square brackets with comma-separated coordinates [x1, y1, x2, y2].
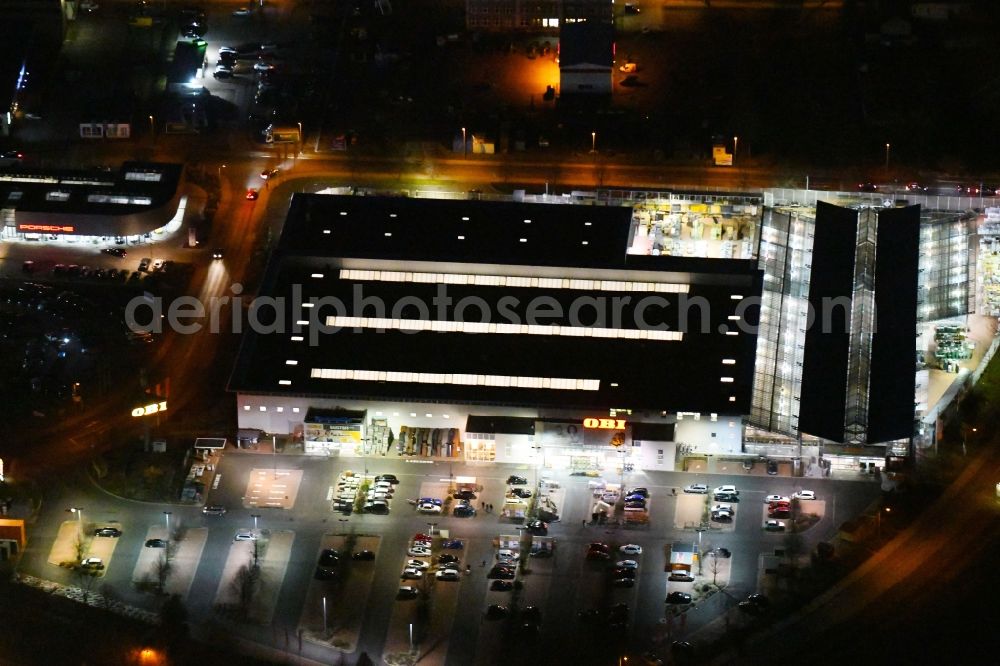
[217, 163, 226, 182]
[251, 514, 260, 532]
[461, 127, 467, 159]
[885, 142, 891, 171]
[163, 511, 171, 541]
[149, 115, 155, 141]
[590, 131, 596, 154]
[733, 135, 738, 165]
[68, 507, 84, 537]
[322, 596, 328, 636]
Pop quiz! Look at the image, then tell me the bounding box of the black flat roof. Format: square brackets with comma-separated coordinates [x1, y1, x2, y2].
[231, 195, 762, 414]
[0, 162, 183, 216]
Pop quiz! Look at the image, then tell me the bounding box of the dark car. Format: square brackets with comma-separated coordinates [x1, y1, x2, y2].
[375, 474, 399, 484]
[738, 593, 770, 615]
[442, 539, 463, 550]
[627, 487, 649, 498]
[586, 550, 611, 561]
[613, 567, 636, 579]
[453, 490, 477, 500]
[625, 500, 647, 509]
[858, 182, 878, 192]
[93, 527, 122, 538]
[668, 570, 695, 582]
[666, 591, 692, 604]
[490, 580, 514, 591]
[213, 67, 233, 79]
[613, 577, 635, 588]
[712, 547, 732, 558]
[397, 586, 418, 600]
[318, 549, 341, 568]
[525, 520, 548, 535]
[144, 538, 167, 548]
[507, 475, 528, 485]
[488, 566, 516, 580]
[437, 554, 460, 565]
[201, 505, 226, 516]
[352, 550, 375, 561]
[530, 548, 553, 558]
[769, 508, 790, 518]
[485, 604, 508, 620]
[714, 492, 739, 502]
[453, 504, 476, 518]
[767, 459, 779, 475]
[245, 188, 259, 200]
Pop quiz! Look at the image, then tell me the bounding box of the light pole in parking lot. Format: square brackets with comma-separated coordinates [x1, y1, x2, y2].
[217, 163, 226, 183]
[148, 115, 155, 142]
[462, 127, 467, 159]
[68, 507, 84, 537]
[876, 506, 890, 540]
[251, 514, 260, 532]
[884, 142, 891, 171]
[163, 511, 171, 542]
[322, 596, 328, 637]
[590, 131, 597, 154]
[733, 136, 738, 164]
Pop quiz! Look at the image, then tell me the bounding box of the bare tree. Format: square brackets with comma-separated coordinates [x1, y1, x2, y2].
[154, 553, 172, 595]
[231, 563, 260, 619]
[72, 534, 86, 565]
[708, 552, 723, 586]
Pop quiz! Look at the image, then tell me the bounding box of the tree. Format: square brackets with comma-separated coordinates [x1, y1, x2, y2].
[153, 553, 172, 595]
[231, 563, 260, 619]
[708, 552, 723, 586]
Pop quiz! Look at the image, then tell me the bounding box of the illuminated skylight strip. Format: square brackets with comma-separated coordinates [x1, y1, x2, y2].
[324, 316, 683, 342]
[339, 269, 689, 294]
[310, 368, 601, 391]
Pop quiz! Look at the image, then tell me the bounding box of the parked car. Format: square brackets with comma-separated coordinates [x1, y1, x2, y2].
[400, 567, 424, 580]
[713, 485, 739, 495]
[436, 568, 461, 581]
[615, 560, 639, 569]
[525, 520, 548, 535]
[364, 501, 389, 514]
[627, 487, 649, 498]
[485, 604, 508, 621]
[714, 492, 739, 502]
[245, 187, 259, 200]
[232, 7, 252, 17]
[442, 540, 463, 550]
[666, 592, 692, 604]
[619, 544, 642, 555]
[738, 593, 771, 615]
[769, 508, 790, 518]
[488, 566, 516, 580]
[684, 484, 708, 494]
[530, 548, 553, 558]
[764, 520, 786, 532]
[792, 490, 816, 500]
[497, 549, 519, 562]
[234, 531, 257, 541]
[506, 475, 528, 485]
[202, 505, 226, 516]
[613, 567, 636, 579]
[352, 550, 375, 561]
[93, 527, 122, 538]
[767, 460, 779, 475]
[453, 490, 477, 500]
[510, 488, 532, 499]
[765, 495, 789, 504]
[213, 65, 234, 79]
[490, 580, 514, 591]
[438, 554, 460, 565]
[613, 577, 635, 588]
[80, 557, 104, 570]
[405, 559, 430, 570]
[417, 502, 442, 514]
[586, 549, 611, 561]
[397, 586, 418, 600]
[375, 474, 399, 483]
[101, 248, 127, 258]
[668, 570, 695, 582]
[416, 498, 441, 506]
[408, 546, 432, 557]
[712, 547, 732, 558]
[145, 539, 167, 548]
[453, 504, 476, 517]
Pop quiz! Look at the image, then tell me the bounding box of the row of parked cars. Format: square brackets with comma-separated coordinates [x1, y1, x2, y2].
[398, 533, 464, 597]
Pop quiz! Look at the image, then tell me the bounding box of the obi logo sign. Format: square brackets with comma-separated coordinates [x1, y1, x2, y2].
[131, 401, 167, 417]
[583, 418, 626, 430]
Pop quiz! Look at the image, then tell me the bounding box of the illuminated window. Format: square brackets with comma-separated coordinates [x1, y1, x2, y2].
[292, 407, 300, 413]
[311, 368, 600, 391]
[244, 405, 251, 411]
[339, 269, 689, 294]
[259, 406, 267, 411]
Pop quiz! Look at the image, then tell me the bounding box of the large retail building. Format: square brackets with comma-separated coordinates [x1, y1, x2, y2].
[230, 194, 762, 472]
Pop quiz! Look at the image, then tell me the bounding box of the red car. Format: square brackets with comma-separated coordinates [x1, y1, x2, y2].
[246, 187, 259, 200]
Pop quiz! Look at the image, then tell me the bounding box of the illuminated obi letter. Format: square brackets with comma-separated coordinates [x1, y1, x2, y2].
[18, 224, 76, 233]
[131, 401, 167, 417]
[583, 418, 627, 430]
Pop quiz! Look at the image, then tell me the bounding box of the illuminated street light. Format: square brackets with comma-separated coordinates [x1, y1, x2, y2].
[462, 127, 467, 159]
[163, 511, 171, 542]
[218, 163, 226, 182]
[68, 507, 83, 537]
[148, 115, 155, 141]
[733, 135, 739, 165]
[885, 142, 891, 171]
[590, 131, 596, 154]
[251, 513, 260, 531]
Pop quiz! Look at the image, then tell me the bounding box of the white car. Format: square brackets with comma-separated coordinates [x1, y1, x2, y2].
[615, 560, 638, 569]
[714, 485, 739, 495]
[401, 567, 423, 579]
[405, 559, 430, 570]
[408, 546, 432, 557]
[619, 544, 643, 555]
[417, 502, 442, 514]
[234, 531, 257, 541]
[254, 60, 275, 73]
[232, 7, 252, 16]
[683, 484, 708, 494]
[793, 490, 816, 500]
[497, 549, 519, 561]
[711, 504, 734, 513]
[80, 0, 99, 11]
[764, 520, 786, 532]
[764, 495, 790, 504]
[436, 568, 460, 580]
